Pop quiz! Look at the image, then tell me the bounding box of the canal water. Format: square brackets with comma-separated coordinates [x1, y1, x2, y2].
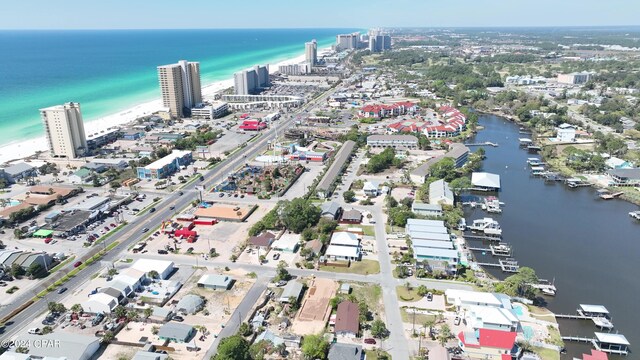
[464, 114, 639, 359]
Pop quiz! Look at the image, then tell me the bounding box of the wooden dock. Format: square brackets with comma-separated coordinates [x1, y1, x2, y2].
[562, 336, 594, 343]
[464, 234, 502, 241]
[475, 259, 519, 273]
[555, 314, 591, 320]
[466, 141, 498, 147]
[599, 192, 623, 200]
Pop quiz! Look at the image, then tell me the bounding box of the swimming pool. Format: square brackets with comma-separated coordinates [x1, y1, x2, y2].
[522, 325, 534, 340]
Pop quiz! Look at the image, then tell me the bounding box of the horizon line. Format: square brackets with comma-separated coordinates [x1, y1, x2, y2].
[1, 25, 640, 31]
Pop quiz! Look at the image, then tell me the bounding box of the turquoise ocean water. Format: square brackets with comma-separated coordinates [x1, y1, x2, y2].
[0, 29, 353, 146]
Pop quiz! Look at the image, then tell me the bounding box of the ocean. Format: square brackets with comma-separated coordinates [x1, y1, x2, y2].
[0, 28, 352, 146]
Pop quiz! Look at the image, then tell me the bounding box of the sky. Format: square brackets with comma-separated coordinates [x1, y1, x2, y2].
[2, 0, 639, 29]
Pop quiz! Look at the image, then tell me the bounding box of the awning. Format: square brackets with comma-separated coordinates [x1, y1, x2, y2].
[33, 229, 54, 238]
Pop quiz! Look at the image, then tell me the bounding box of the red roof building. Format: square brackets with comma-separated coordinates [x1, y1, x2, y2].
[334, 301, 360, 337]
[581, 350, 608, 360]
[174, 229, 198, 238]
[458, 329, 518, 360]
[386, 105, 467, 138]
[239, 120, 267, 131]
[358, 101, 417, 119]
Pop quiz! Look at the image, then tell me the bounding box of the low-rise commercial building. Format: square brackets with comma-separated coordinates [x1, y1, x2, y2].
[137, 150, 192, 179]
[366, 134, 418, 149]
[316, 140, 355, 199]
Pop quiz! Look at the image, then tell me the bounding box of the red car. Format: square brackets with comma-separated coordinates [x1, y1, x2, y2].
[364, 338, 376, 345]
[44, 237, 53, 244]
[110, 223, 116, 228]
[73, 261, 82, 268]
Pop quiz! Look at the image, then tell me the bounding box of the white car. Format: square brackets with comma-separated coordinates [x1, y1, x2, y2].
[28, 328, 41, 335]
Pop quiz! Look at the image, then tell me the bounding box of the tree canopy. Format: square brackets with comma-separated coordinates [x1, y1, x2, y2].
[214, 335, 252, 360]
[301, 334, 329, 360]
[280, 198, 321, 233]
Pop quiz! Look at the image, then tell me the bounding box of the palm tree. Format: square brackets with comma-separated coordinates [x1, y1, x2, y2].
[126, 310, 138, 322]
[147, 270, 159, 280]
[438, 324, 452, 347]
[70, 304, 83, 315]
[424, 318, 436, 338]
[143, 307, 153, 321]
[114, 305, 127, 319]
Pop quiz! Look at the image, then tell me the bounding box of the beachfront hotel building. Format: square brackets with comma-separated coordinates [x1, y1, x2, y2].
[40, 102, 88, 158]
[234, 65, 270, 95]
[157, 60, 202, 118]
[336, 33, 359, 51]
[305, 39, 317, 66]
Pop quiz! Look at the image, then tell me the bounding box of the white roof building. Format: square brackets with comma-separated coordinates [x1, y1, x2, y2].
[330, 232, 360, 247]
[325, 245, 360, 260]
[271, 233, 301, 252]
[429, 179, 454, 206]
[83, 292, 119, 314]
[471, 172, 501, 190]
[13, 332, 100, 360]
[445, 289, 511, 310]
[466, 305, 519, 332]
[131, 258, 175, 279]
[112, 268, 145, 289]
[144, 150, 192, 171]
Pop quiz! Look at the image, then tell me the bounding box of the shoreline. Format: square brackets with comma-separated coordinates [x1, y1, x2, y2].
[0, 47, 327, 165]
[477, 108, 640, 206]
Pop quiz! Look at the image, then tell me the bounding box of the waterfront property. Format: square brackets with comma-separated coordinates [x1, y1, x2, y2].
[457, 328, 519, 360]
[429, 179, 454, 206]
[471, 172, 501, 191]
[136, 150, 192, 179]
[410, 143, 470, 184]
[411, 202, 443, 217]
[593, 333, 630, 355]
[606, 168, 640, 187]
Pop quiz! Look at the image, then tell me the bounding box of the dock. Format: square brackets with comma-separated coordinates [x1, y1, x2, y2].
[562, 336, 594, 343]
[490, 244, 512, 257]
[464, 234, 502, 241]
[466, 141, 498, 147]
[565, 178, 590, 188]
[476, 259, 519, 273]
[599, 192, 623, 200]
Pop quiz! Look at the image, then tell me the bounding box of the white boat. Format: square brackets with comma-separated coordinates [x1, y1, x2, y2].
[541, 288, 556, 296]
[468, 218, 502, 236]
[629, 211, 640, 220]
[457, 218, 467, 231]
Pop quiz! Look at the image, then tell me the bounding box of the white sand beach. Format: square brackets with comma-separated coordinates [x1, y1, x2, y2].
[0, 49, 317, 165]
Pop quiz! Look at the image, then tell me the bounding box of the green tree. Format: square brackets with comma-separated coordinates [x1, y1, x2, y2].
[143, 307, 153, 320]
[424, 318, 436, 337]
[416, 285, 429, 297]
[275, 261, 290, 282]
[317, 218, 338, 234]
[148, 270, 159, 279]
[114, 305, 127, 319]
[70, 304, 83, 314]
[10, 263, 25, 278]
[214, 335, 251, 360]
[343, 190, 356, 203]
[449, 177, 472, 194]
[48, 302, 66, 313]
[371, 319, 388, 338]
[430, 157, 457, 181]
[301, 334, 330, 360]
[102, 331, 115, 344]
[238, 322, 252, 337]
[495, 266, 539, 298]
[280, 198, 321, 233]
[438, 324, 452, 347]
[27, 263, 45, 278]
[41, 325, 53, 334]
[249, 340, 270, 360]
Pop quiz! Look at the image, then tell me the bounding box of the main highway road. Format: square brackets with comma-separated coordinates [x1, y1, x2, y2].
[0, 87, 335, 343]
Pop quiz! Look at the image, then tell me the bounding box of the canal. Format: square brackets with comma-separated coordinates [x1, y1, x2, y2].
[464, 114, 640, 359]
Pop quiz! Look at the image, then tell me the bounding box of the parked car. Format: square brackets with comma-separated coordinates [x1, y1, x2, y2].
[364, 338, 377, 345]
[44, 238, 53, 244]
[426, 292, 433, 301]
[73, 261, 82, 268]
[157, 249, 168, 255]
[92, 313, 105, 326]
[150, 208, 156, 213]
[272, 253, 280, 260]
[172, 315, 184, 322]
[28, 328, 41, 335]
[57, 287, 67, 294]
[454, 316, 461, 326]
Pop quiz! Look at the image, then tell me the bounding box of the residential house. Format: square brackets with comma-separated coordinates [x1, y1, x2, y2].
[176, 294, 204, 314]
[363, 181, 380, 197]
[606, 168, 640, 187]
[457, 328, 519, 360]
[197, 274, 234, 290]
[157, 322, 196, 343]
[1, 162, 37, 184]
[429, 179, 454, 206]
[340, 209, 362, 224]
[82, 293, 119, 314]
[68, 168, 94, 184]
[556, 123, 577, 142]
[328, 343, 365, 360]
[271, 233, 300, 253]
[248, 232, 276, 250]
[411, 202, 443, 217]
[335, 301, 359, 338]
[321, 201, 343, 220]
[324, 232, 361, 261]
[278, 280, 304, 303]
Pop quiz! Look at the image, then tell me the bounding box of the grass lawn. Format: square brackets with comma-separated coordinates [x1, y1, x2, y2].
[361, 225, 375, 236]
[611, 186, 640, 205]
[320, 259, 380, 275]
[365, 349, 391, 360]
[545, 325, 564, 347]
[400, 308, 436, 324]
[351, 283, 383, 313]
[526, 305, 557, 323]
[530, 346, 560, 360]
[396, 285, 422, 302]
